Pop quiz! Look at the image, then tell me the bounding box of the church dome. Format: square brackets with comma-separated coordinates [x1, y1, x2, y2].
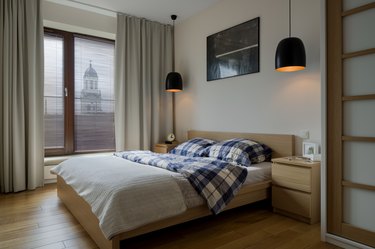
[84, 62, 98, 79]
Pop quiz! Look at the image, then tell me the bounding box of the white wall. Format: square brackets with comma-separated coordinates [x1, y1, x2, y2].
[174, 0, 321, 155]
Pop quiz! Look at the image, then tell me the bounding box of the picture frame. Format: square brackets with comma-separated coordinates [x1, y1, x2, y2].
[207, 17, 260, 81]
[302, 142, 320, 160]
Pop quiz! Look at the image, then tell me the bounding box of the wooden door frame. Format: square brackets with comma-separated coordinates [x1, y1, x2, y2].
[326, 0, 343, 236]
[326, 0, 375, 246]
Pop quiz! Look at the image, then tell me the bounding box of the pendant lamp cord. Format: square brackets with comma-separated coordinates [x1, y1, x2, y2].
[170, 15, 177, 134]
[172, 16, 176, 71]
[289, 0, 291, 37]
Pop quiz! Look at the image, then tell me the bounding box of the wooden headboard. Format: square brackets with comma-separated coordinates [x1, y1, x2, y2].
[187, 130, 295, 158]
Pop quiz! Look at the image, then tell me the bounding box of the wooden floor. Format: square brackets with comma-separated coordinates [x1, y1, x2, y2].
[0, 184, 340, 249]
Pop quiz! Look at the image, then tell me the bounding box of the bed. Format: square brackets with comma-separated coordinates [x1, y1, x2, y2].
[55, 130, 294, 249]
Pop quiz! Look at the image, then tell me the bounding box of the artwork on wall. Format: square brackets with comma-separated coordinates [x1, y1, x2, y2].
[207, 17, 260, 81]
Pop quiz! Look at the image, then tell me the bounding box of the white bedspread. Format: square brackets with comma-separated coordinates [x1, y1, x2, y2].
[51, 155, 187, 239]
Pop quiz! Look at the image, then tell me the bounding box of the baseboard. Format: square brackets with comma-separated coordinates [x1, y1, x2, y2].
[44, 179, 57, 184]
[326, 234, 374, 249]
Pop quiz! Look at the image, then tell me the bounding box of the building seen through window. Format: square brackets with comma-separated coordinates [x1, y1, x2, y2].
[81, 61, 102, 113]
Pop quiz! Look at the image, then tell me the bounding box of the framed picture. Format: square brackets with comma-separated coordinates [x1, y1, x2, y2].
[207, 17, 260, 81]
[302, 142, 320, 158]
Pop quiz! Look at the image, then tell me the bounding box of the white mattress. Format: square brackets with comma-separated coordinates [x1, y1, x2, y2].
[172, 161, 272, 208]
[244, 161, 272, 185]
[52, 156, 187, 239]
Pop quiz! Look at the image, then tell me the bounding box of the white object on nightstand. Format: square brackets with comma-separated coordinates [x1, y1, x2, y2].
[302, 141, 320, 161]
[166, 133, 176, 142]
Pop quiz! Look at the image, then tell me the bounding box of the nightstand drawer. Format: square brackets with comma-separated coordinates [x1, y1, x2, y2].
[153, 143, 177, 153]
[272, 186, 311, 218]
[153, 146, 168, 153]
[272, 163, 311, 192]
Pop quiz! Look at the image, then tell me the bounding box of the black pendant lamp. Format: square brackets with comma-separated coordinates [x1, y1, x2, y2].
[166, 15, 183, 92]
[275, 0, 306, 72]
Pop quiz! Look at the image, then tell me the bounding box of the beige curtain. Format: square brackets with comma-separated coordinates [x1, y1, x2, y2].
[115, 14, 173, 151]
[0, 0, 44, 193]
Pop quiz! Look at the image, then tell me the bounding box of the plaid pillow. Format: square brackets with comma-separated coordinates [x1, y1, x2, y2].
[207, 138, 272, 166]
[170, 137, 217, 157]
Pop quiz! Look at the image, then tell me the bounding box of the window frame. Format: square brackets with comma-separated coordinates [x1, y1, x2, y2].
[44, 28, 115, 156]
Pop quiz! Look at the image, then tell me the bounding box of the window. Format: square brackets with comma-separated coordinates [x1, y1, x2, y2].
[44, 34, 64, 150]
[44, 29, 115, 155]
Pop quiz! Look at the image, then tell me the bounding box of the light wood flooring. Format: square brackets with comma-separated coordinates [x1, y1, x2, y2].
[0, 184, 340, 249]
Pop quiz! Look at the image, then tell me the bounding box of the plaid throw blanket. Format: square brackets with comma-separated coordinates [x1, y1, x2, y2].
[114, 151, 248, 214]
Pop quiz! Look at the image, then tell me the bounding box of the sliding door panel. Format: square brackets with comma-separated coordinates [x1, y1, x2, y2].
[343, 54, 375, 95]
[327, 1, 375, 246]
[343, 7, 375, 53]
[343, 188, 375, 232]
[343, 142, 375, 185]
[343, 100, 375, 137]
[343, 0, 375, 11]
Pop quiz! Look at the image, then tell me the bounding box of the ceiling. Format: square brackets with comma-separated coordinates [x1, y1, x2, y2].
[65, 0, 222, 24]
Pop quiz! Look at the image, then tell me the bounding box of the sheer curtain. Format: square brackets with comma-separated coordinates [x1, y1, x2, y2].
[0, 0, 44, 193]
[115, 14, 173, 151]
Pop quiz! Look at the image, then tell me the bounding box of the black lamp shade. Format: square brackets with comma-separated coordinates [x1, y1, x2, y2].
[275, 37, 306, 72]
[165, 72, 183, 92]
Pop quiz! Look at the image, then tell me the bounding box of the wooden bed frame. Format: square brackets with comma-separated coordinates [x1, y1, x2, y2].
[57, 130, 295, 249]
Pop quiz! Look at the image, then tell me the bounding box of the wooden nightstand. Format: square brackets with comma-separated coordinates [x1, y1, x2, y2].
[271, 157, 320, 224]
[152, 143, 177, 153]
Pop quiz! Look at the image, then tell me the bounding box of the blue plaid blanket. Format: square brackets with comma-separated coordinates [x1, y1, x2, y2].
[114, 151, 248, 214]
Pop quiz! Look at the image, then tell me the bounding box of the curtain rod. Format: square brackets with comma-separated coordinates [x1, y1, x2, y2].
[67, 0, 119, 15]
[65, 0, 171, 25]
